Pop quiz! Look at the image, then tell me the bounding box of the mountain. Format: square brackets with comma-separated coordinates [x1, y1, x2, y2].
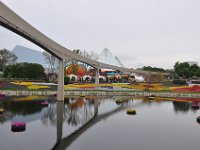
[12, 45, 46, 66]
[98, 48, 124, 67]
[12, 46, 124, 68]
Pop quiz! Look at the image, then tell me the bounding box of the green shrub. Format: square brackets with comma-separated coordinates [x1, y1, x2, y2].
[173, 79, 187, 85]
[64, 76, 70, 85]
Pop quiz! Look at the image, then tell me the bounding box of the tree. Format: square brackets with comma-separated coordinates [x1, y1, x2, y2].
[4, 62, 46, 80]
[174, 62, 195, 79]
[173, 62, 200, 79]
[64, 76, 70, 85]
[64, 64, 86, 77]
[141, 66, 165, 72]
[189, 64, 200, 77]
[79, 49, 99, 69]
[0, 49, 18, 71]
[81, 50, 99, 61]
[43, 51, 58, 73]
[64, 49, 99, 69]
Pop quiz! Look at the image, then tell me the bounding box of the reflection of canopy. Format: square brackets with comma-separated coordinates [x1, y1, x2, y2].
[52, 101, 134, 150]
[67, 99, 84, 109]
[13, 96, 47, 101]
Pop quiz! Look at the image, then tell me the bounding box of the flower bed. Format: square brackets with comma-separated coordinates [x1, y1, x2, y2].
[172, 85, 200, 92]
[174, 98, 200, 102]
[11, 82, 33, 86]
[0, 82, 9, 88]
[64, 83, 172, 91]
[27, 85, 50, 90]
[13, 95, 47, 101]
[123, 83, 167, 91]
[2, 82, 200, 93]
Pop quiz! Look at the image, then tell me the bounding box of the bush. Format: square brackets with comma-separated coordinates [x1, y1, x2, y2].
[0, 71, 3, 78]
[4, 63, 46, 80]
[64, 76, 70, 85]
[173, 79, 187, 85]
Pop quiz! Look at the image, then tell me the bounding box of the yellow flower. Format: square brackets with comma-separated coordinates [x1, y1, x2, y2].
[12, 81, 33, 86]
[27, 85, 50, 90]
[13, 96, 47, 101]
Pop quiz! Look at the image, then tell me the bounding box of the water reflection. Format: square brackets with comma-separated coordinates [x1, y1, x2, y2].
[0, 111, 15, 124]
[0, 97, 45, 124]
[173, 101, 191, 113]
[1, 96, 200, 150]
[64, 98, 93, 126]
[41, 98, 95, 127]
[57, 101, 64, 143]
[52, 98, 133, 150]
[41, 101, 57, 126]
[0, 96, 198, 125]
[142, 96, 199, 113]
[3, 101, 42, 115]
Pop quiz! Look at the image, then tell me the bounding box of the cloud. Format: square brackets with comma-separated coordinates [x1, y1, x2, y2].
[1, 0, 200, 69]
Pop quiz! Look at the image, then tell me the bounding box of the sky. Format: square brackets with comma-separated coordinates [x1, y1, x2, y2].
[1, 0, 200, 69]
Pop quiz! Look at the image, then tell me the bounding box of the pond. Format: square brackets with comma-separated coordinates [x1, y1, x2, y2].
[0, 95, 200, 150]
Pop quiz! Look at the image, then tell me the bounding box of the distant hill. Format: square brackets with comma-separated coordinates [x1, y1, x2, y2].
[12, 45, 46, 66]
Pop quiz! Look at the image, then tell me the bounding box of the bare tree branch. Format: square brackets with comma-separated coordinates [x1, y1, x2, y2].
[0, 48, 18, 71]
[43, 51, 58, 73]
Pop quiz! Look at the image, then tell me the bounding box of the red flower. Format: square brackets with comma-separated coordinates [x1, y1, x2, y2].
[173, 85, 200, 92]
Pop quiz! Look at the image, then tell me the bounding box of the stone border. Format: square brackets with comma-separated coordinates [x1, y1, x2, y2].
[1, 90, 200, 98]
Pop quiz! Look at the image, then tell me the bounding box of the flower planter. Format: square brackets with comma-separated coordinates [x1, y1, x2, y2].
[0, 109, 4, 114]
[116, 99, 123, 105]
[11, 122, 26, 132]
[127, 109, 136, 115]
[0, 93, 6, 100]
[41, 102, 49, 107]
[80, 94, 85, 97]
[192, 103, 199, 109]
[148, 95, 156, 100]
[196, 116, 200, 124]
[0, 93, 5, 97]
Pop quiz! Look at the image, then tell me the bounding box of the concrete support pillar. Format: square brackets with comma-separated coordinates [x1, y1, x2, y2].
[57, 59, 64, 101]
[56, 101, 64, 142]
[94, 99, 98, 117]
[95, 68, 99, 89]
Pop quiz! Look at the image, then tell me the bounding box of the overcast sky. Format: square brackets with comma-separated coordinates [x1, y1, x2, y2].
[1, 0, 200, 69]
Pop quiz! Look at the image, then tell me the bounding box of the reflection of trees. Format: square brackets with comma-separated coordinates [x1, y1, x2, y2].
[65, 108, 80, 126]
[173, 101, 191, 113]
[52, 100, 132, 150]
[83, 100, 94, 122]
[42, 97, 134, 128]
[3, 101, 42, 115]
[0, 111, 15, 124]
[63, 98, 94, 126]
[0, 100, 43, 124]
[41, 102, 57, 126]
[64, 98, 80, 126]
[41, 98, 94, 127]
